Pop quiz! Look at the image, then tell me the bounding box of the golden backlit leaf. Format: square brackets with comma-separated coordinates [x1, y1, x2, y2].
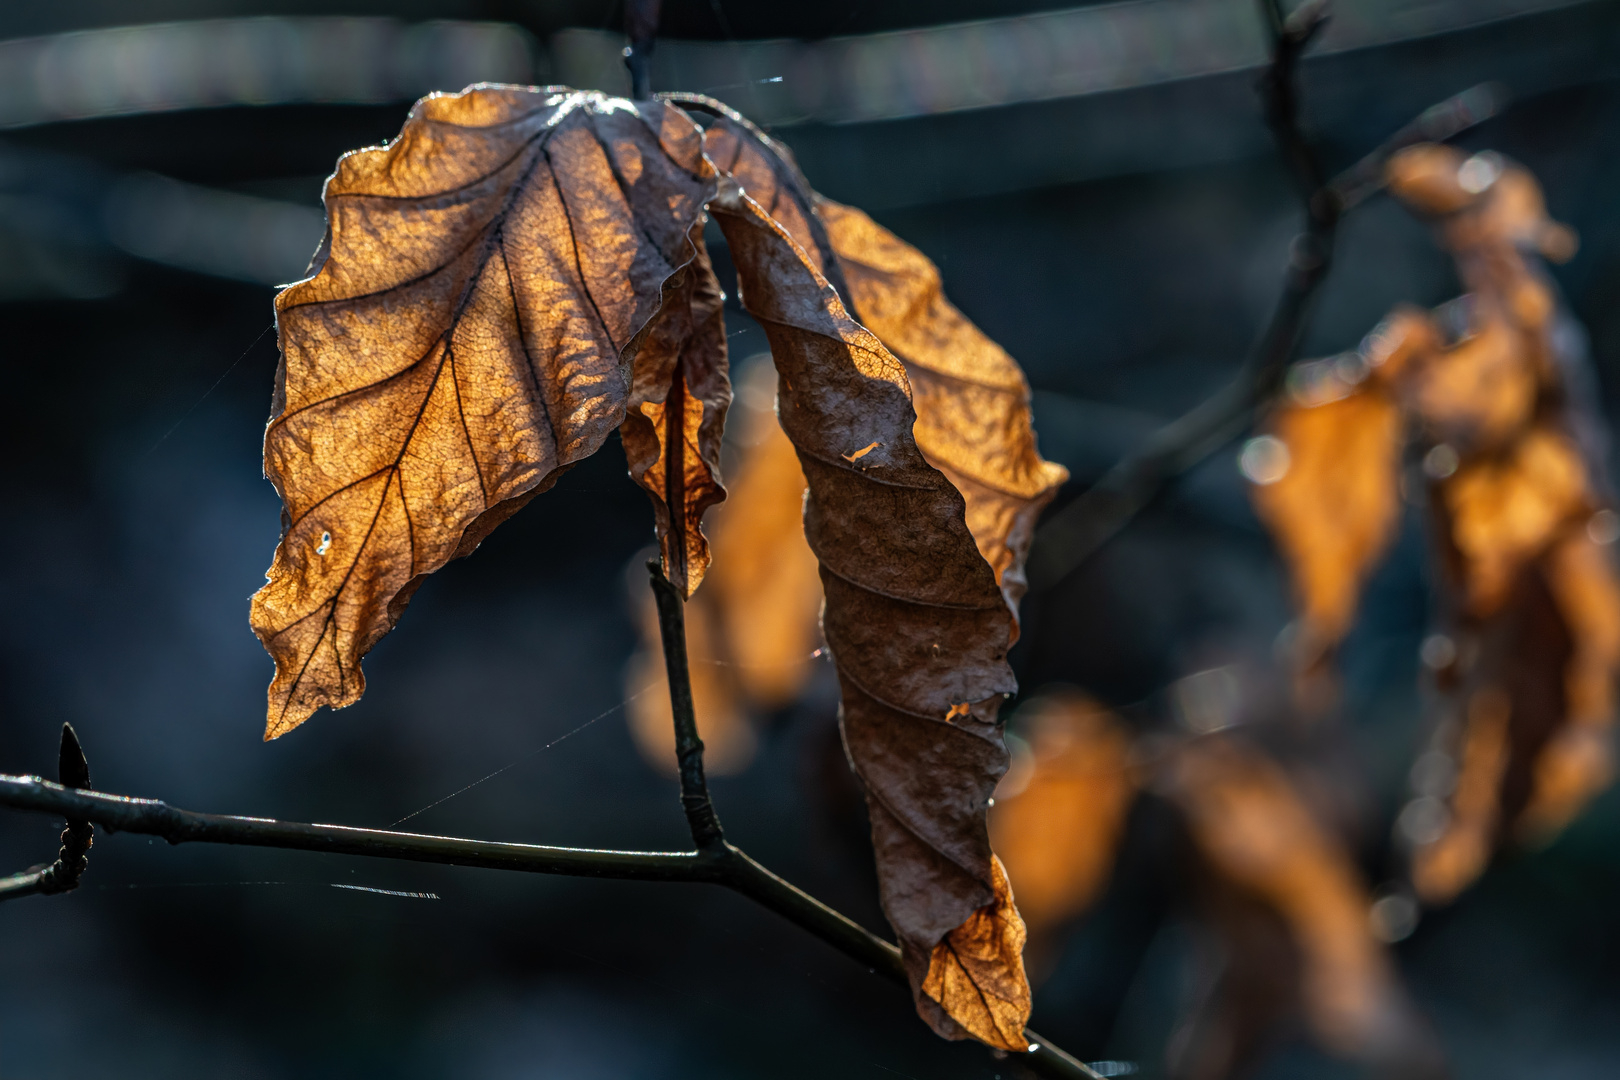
[1440, 426, 1589, 615]
[1250, 388, 1404, 653]
[251, 88, 721, 738]
[816, 198, 1070, 613]
[989, 692, 1135, 956]
[1162, 736, 1415, 1060]
[709, 174, 1031, 1050]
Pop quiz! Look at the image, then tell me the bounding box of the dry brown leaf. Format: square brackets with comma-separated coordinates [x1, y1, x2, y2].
[1161, 736, 1415, 1061]
[1440, 426, 1590, 615]
[705, 364, 825, 707]
[710, 174, 1031, 1050]
[989, 692, 1135, 955]
[1250, 388, 1404, 653]
[619, 238, 732, 595]
[251, 88, 723, 738]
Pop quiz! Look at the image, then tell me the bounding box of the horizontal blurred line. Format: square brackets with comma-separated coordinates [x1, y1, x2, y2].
[555, 0, 1601, 125]
[0, 0, 1601, 133]
[104, 172, 324, 285]
[0, 17, 539, 128]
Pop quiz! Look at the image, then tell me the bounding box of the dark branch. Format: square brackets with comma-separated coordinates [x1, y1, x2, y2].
[648, 559, 727, 851]
[0, 773, 1096, 1078]
[1025, 12, 1502, 591]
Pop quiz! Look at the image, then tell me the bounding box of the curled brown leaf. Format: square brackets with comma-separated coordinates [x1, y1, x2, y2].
[709, 174, 1032, 1050]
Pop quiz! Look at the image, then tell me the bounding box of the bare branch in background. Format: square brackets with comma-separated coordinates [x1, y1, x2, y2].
[1026, 4, 1504, 592]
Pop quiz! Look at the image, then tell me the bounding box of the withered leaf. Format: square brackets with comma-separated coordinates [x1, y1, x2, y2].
[1250, 387, 1404, 656]
[989, 692, 1135, 960]
[1161, 736, 1425, 1064]
[619, 238, 732, 596]
[251, 88, 720, 738]
[1405, 315, 1539, 452]
[709, 174, 1032, 1050]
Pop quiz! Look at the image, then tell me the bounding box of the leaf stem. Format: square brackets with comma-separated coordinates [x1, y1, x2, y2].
[1026, 3, 1501, 590]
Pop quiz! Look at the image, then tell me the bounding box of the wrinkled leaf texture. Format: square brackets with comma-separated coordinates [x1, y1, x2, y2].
[251, 87, 726, 738]
[695, 101, 1065, 1049]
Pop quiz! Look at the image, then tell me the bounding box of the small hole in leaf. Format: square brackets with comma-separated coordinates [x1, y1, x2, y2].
[316, 531, 332, 556]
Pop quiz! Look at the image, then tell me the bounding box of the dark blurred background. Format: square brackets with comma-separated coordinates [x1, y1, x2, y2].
[1, 1, 1619, 1077]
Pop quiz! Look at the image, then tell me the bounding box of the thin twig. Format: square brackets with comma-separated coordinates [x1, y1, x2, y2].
[1025, 12, 1503, 591]
[0, 774, 1096, 1078]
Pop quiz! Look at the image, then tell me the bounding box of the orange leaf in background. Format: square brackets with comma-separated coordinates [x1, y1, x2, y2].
[1519, 530, 1620, 840]
[1250, 388, 1404, 655]
[710, 174, 1032, 1050]
[624, 575, 757, 777]
[989, 692, 1135, 960]
[1161, 736, 1426, 1064]
[251, 88, 719, 738]
[1405, 315, 1538, 452]
[705, 362, 825, 709]
[1440, 427, 1589, 615]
